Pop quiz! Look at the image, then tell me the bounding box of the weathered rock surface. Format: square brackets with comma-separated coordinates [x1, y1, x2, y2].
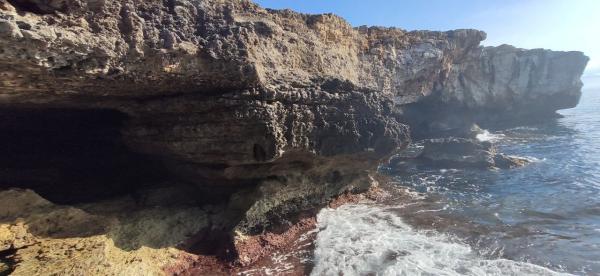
[420, 138, 529, 169]
[0, 189, 210, 275]
[0, 0, 589, 272]
[403, 44, 589, 137]
[0, 0, 586, 174]
[389, 137, 530, 170]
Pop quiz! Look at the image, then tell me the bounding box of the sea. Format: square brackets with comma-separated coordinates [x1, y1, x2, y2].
[243, 76, 600, 276]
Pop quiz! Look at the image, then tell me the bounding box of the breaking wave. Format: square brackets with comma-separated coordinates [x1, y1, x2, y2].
[311, 204, 570, 276]
[476, 129, 505, 142]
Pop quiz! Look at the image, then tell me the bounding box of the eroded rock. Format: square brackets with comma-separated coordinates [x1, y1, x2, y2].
[390, 138, 530, 170]
[420, 138, 497, 168]
[0, 189, 212, 275]
[0, 0, 585, 185]
[493, 153, 530, 169]
[0, 0, 588, 270]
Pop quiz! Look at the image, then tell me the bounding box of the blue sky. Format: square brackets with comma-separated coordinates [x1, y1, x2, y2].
[254, 0, 600, 75]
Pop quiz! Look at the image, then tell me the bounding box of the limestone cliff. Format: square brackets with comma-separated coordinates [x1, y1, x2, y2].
[0, 0, 589, 274]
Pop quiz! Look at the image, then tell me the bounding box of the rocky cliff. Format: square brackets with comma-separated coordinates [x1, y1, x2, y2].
[0, 0, 588, 274]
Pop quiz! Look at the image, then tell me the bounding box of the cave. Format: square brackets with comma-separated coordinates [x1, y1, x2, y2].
[7, 0, 72, 14]
[0, 107, 172, 204]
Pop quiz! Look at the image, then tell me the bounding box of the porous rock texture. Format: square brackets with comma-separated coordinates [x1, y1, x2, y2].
[0, 0, 589, 273]
[0, 188, 210, 275]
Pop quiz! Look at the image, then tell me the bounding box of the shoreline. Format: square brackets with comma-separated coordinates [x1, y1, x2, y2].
[0, 176, 397, 275]
[171, 178, 395, 275]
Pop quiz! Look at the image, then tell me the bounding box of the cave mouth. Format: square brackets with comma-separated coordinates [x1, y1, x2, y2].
[0, 107, 172, 205]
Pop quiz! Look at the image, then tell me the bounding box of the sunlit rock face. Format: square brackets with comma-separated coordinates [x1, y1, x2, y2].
[0, 0, 589, 271]
[0, 0, 587, 169]
[445, 45, 588, 111]
[403, 44, 589, 137]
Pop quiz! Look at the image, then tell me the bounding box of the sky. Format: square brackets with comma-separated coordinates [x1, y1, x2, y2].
[254, 0, 600, 76]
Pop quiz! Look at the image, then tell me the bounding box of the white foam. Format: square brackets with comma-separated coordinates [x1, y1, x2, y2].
[476, 130, 505, 142]
[508, 126, 540, 131]
[311, 204, 571, 276]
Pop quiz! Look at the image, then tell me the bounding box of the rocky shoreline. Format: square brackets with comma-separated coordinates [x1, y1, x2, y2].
[0, 182, 390, 275]
[0, 0, 588, 274]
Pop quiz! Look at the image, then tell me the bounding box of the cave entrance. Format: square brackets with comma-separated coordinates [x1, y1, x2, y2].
[0, 107, 171, 204]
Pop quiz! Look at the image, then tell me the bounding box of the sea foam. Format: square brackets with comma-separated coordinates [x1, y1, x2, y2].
[476, 130, 505, 142]
[311, 204, 570, 276]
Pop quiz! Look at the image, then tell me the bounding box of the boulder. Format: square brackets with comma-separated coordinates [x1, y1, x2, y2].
[390, 138, 530, 170]
[494, 154, 531, 169]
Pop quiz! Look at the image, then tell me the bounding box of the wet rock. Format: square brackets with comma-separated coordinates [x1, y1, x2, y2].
[493, 154, 530, 169]
[390, 138, 530, 170]
[420, 138, 497, 168]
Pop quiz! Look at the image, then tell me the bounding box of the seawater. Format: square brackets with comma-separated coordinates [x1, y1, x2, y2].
[312, 83, 600, 275]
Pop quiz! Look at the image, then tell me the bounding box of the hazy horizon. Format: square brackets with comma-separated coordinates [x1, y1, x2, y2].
[583, 75, 600, 90]
[255, 0, 599, 76]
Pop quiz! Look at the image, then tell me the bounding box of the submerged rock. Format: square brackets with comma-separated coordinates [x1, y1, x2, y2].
[493, 154, 531, 169]
[390, 138, 530, 170]
[420, 138, 497, 168]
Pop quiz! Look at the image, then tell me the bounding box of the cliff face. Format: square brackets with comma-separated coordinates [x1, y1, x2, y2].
[403, 44, 588, 137]
[0, 0, 589, 272]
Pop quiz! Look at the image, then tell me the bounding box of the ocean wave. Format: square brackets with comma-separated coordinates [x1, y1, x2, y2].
[506, 126, 541, 131]
[312, 204, 571, 276]
[476, 130, 505, 142]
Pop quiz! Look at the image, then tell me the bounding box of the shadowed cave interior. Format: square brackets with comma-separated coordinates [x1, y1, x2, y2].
[0, 107, 177, 204]
[0, 107, 292, 256]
